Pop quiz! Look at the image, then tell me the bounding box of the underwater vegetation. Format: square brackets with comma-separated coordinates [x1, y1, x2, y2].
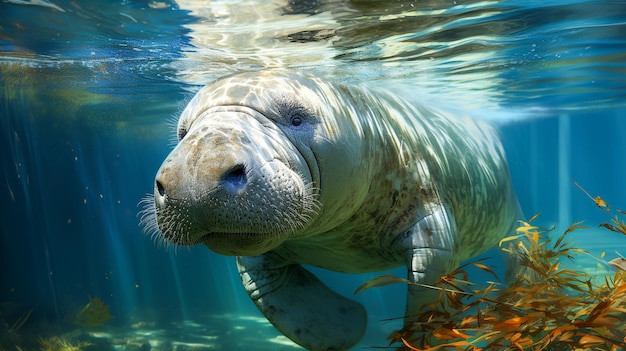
[1, 297, 112, 350]
[72, 296, 112, 328]
[573, 181, 626, 272]
[0, 307, 32, 334]
[37, 336, 91, 351]
[359, 185, 626, 350]
[0, 304, 35, 350]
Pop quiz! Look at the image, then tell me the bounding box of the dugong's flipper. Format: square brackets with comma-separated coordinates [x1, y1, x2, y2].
[394, 203, 459, 322]
[237, 253, 367, 351]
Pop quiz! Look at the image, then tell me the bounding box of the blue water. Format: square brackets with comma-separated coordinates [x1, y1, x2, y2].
[1, 0, 626, 349]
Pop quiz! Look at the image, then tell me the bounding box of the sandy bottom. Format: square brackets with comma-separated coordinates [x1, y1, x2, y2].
[3, 314, 310, 351]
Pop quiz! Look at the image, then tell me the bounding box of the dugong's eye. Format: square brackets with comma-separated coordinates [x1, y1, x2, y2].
[178, 127, 188, 140]
[291, 115, 303, 126]
[289, 110, 305, 127]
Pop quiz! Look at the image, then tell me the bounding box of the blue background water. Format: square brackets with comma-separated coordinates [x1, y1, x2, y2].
[1, 0, 625, 349]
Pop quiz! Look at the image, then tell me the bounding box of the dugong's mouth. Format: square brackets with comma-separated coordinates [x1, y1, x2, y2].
[197, 231, 259, 241]
[195, 230, 298, 256]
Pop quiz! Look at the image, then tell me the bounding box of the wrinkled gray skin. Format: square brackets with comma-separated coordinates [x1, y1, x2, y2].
[146, 71, 521, 350]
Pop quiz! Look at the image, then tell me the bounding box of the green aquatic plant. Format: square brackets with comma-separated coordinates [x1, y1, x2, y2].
[358, 194, 626, 350]
[8, 309, 33, 333]
[38, 336, 91, 351]
[73, 296, 112, 328]
[0, 303, 35, 350]
[0, 306, 32, 333]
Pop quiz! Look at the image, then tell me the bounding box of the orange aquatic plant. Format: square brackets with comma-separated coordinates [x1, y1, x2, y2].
[361, 188, 626, 350]
[574, 181, 626, 240]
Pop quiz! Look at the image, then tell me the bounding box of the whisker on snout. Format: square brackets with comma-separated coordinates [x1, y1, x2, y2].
[138, 194, 170, 249]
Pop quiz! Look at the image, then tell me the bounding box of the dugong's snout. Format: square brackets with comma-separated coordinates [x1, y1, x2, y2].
[150, 110, 320, 255]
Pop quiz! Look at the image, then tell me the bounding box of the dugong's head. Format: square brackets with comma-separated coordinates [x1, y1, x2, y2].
[143, 71, 369, 256]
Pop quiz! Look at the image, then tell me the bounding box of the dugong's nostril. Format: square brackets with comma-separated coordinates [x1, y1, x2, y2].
[221, 164, 248, 193]
[156, 180, 165, 197]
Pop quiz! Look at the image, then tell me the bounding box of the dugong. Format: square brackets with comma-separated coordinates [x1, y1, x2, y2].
[143, 71, 521, 350]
